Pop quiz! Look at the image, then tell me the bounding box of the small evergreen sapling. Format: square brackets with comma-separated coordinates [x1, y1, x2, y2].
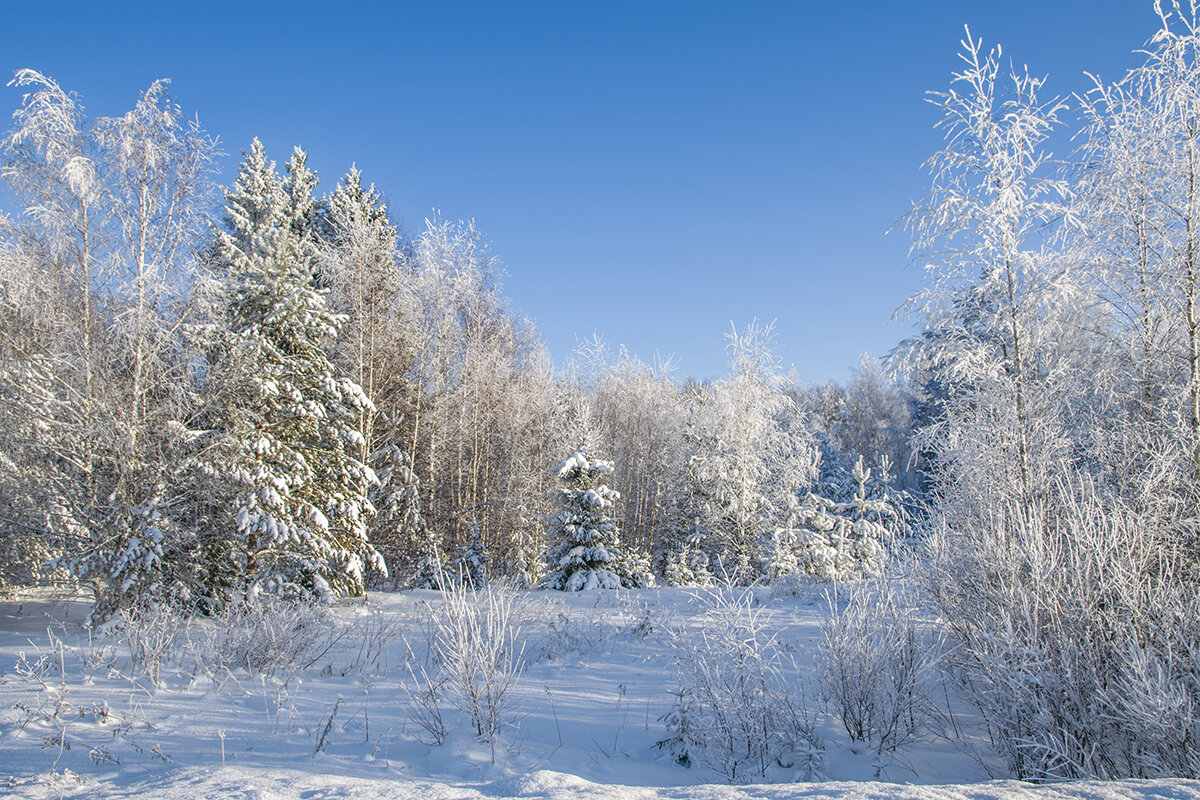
[771, 458, 891, 583]
[663, 529, 713, 587]
[370, 441, 428, 590]
[542, 447, 641, 590]
[407, 535, 446, 590]
[451, 523, 489, 588]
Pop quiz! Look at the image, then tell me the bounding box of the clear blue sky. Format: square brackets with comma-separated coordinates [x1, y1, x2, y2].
[1, 1, 1159, 382]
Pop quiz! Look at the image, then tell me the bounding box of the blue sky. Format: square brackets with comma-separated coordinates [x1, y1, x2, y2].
[1, 1, 1159, 382]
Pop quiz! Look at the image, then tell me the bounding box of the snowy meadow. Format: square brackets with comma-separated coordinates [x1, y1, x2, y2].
[3, 583, 1198, 800]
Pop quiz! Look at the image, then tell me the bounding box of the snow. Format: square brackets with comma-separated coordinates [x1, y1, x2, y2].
[0, 588, 1196, 800]
[9, 766, 1199, 800]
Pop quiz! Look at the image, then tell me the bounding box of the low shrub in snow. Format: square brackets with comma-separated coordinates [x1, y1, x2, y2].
[818, 578, 942, 767]
[929, 483, 1200, 780]
[408, 580, 526, 756]
[115, 605, 189, 687]
[660, 588, 823, 783]
[197, 596, 340, 677]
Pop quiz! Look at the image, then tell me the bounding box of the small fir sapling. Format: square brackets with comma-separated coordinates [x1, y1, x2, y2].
[369, 442, 428, 590]
[542, 447, 647, 590]
[407, 535, 447, 590]
[663, 529, 713, 587]
[771, 457, 890, 583]
[620, 542, 656, 589]
[507, 525, 543, 588]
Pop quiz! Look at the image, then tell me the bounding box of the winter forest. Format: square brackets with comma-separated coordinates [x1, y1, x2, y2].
[3, 3, 1200, 799]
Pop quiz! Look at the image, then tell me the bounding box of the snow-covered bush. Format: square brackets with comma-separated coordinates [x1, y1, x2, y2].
[533, 608, 610, 661]
[818, 578, 941, 765]
[618, 545, 655, 589]
[404, 529, 490, 591]
[661, 589, 823, 783]
[198, 596, 339, 676]
[418, 580, 526, 752]
[116, 605, 189, 688]
[930, 482, 1200, 780]
[407, 537, 447, 590]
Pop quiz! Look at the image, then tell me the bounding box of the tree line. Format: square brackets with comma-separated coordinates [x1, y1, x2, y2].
[0, 71, 907, 618]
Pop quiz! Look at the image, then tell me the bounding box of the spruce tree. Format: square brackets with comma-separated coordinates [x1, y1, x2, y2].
[213, 139, 383, 599]
[450, 522, 489, 588]
[542, 447, 630, 590]
[407, 534, 445, 590]
[370, 440, 429, 589]
[775, 458, 890, 583]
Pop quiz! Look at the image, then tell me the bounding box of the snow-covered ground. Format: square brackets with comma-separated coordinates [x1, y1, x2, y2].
[0, 586, 1197, 800]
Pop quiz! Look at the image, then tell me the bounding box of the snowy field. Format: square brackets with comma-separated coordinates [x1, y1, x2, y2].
[0, 586, 1197, 800]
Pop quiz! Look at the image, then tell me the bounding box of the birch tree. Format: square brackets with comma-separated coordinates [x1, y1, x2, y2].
[1076, 0, 1200, 497]
[686, 322, 816, 583]
[901, 28, 1077, 527]
[0, 71, 216, 613]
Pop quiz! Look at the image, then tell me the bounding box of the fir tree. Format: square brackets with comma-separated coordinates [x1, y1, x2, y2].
[507, 519, 544, 588]
[774, 458, 891, 583]
[213, 139, 383, 599]
[450, 522, 489, 588]
[663, 532, 713, 587]
[407, 534, 445, 590]
[542, 446, 642, 590]
[369, 440, 428, 590]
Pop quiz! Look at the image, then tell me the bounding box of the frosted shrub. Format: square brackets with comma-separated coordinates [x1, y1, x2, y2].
[341, 602, 404, 675]
[200, 597, 339, 676]
[416, 580, 526, 754]
[117, 605, 189, 687]
[818, 578, 941, 765]
[11, 627, 175, 776]
[662, 589, 822, 783]
[931, 482, 1200, 780]
[535, 609, 607, 661]
[403, 654, 448, 745]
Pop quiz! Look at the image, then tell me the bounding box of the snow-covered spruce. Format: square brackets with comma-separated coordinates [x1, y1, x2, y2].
[369, 443, 429, 590]
[213, 140, 384, 600]
[770, 458, 890, 585]
[450, 523, 490, 588]
[662, 528, 714, 587]
[541, 447, 650, 590]
[406, 535, 446, 590]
